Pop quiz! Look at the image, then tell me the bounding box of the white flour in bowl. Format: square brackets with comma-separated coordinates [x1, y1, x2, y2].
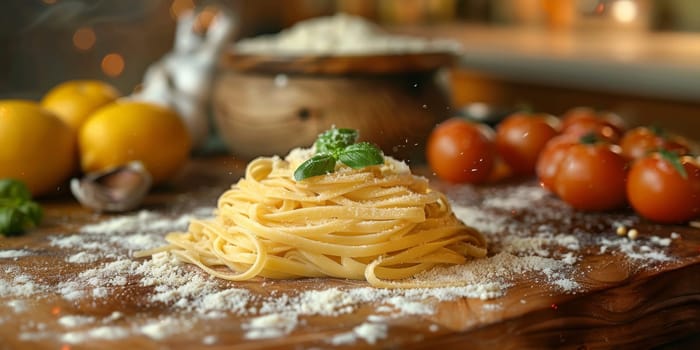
[234, 13, 460, 56]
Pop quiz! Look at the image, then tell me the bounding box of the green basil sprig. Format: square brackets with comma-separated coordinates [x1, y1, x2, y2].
[314, 128, 359, 156]
[0, 179, 43, 236]
[294, 128, 384, 181]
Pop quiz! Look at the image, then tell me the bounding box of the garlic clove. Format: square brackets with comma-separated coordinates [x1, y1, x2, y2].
[71, 161, 153, 212]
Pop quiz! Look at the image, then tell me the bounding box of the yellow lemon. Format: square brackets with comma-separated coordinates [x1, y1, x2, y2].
[0, 100, 77, 196]
[79, 101, 192, 184]
[41, 80, 120, 131]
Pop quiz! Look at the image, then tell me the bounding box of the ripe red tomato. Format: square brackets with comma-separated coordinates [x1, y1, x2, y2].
[620, 126, 691, 160]
[535, 134, 578, 192]
[560, 107, 599, 129]
[553, 142, 628, 211]
[561, 107, 625, 142]
[627, 153, 700, 223]
[495, 112, 560, 176]
[426, 118, 496, 184]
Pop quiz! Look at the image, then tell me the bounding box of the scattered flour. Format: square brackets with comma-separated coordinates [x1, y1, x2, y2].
[66, 251, 100, 264]
[1, 268, 47, 297]
[61, 326, 130, 344]
[366, 314, 389, 323]
[141, 318, 191, 340]
[1, 182, 683, 347]
[599, 236, 673, 262]
[481, 186, 547, 210]
[58, 315, 96, 328]
[451, 206, 508, 234]
[353, 322, 388, 344]
[650, 236, 672, 247]
[329, 331, 357, 346]
[330, 322, 388, 345]
[7, 299, 28, 313]
[482, 303, 503, 311]
[79, 207, 214, 235]
[202, 335, 217, 345]
[243, 313, 298, 340]
[0, 250, 31, 259]
[104, 311, 124, 323]
[57, 259, 139, 301]
[50, 208, 216, 256]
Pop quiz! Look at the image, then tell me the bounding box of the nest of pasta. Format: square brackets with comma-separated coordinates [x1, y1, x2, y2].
[148, 148, 487, 288]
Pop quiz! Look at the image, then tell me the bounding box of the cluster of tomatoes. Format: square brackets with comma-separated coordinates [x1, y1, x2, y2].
[426, 107, 700, 224]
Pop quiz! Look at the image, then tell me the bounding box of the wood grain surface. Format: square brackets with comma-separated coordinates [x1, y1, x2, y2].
[220, 52, 456, 75]
[1, 156, 699, 350]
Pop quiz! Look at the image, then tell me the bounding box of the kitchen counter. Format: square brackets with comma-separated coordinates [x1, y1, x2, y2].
[392, 24, 700, 141]
[1, 156, 699, 349]
[399, 24, 700, 102]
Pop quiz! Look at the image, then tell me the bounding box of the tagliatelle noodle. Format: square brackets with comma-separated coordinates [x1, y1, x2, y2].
[137, 150, 487, 288]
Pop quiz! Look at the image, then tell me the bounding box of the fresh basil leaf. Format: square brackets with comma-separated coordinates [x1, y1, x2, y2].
[296, 128, 385, 181]
[0, 178, 31, 201]
[649, 124, 665, 137]
[0, 178, 42, 236]
[294, 154, 337, 181]
[338, 142, 384, 169]
[17, 201, 42, 228]
[0, 206, 23, 236]
[315, 128, 358, 155]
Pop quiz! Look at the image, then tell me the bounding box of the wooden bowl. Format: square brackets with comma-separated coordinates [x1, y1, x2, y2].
[221, 51, 456, 75]
[212, 51, 456, 160]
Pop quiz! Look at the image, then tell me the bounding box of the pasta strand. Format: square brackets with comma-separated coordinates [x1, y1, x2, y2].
[155, 154, 487, 288]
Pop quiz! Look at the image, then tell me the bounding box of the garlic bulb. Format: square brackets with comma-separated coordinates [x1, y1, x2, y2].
[70, 162, 152, 212]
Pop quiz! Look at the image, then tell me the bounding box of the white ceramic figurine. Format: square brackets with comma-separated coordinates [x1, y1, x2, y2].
[130, 8, 236, 149]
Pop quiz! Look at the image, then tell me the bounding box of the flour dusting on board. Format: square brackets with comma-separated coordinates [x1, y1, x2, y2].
[0, 182, 682, 346]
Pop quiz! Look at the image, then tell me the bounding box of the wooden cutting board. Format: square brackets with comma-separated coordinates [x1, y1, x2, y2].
[1, 156, 699, 350]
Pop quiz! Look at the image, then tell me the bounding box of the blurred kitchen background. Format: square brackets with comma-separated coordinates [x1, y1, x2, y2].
[2, 0, 700, 139]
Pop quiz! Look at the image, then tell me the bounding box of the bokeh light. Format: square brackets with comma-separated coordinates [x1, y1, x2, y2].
[101, 53, 125, 77]
[611, 0, 638, 23]
[72, 27, 96, 51]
